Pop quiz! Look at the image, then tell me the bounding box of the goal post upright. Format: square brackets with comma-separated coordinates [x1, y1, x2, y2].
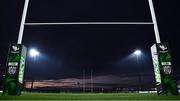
[148, 0, 161, 43]
[2, 0, 29, 96]
[18, 0, 29, 44]
[148, 0, 179, 95]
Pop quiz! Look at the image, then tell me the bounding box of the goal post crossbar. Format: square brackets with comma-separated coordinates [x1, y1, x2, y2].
[24, 22, 154, 26]
[17, 0, 161, 44]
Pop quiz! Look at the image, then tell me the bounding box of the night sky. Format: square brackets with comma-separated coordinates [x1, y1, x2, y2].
[0, 0, 180, 87]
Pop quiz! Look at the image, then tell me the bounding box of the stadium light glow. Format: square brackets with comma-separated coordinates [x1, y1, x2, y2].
[29, 48, 39, 57]
[134, 50, 142, 56]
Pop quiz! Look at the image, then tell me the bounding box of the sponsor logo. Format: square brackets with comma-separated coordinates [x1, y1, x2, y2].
[8, 62, 18, 66]
[163, 66, 172, 74]
[8, 66, 17, 75]
[161, 62, 171, 66]
[159, 45, 167, 51]
[10, 45, 20, 53]
[12, 45, 19, 51]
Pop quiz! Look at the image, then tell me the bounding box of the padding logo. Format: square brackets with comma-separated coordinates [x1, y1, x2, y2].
[8, 66, 17, 75]
[163, 66, 172, 74]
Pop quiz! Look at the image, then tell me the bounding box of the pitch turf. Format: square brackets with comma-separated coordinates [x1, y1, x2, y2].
[0, 92, 180, 100]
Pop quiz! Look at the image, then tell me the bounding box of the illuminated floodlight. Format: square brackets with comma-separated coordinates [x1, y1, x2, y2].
[134, 50, 142, 56]
[29, 48, 40, 57]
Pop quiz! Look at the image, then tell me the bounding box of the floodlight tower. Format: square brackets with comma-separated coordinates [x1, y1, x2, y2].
[29, 48, 39, 90]
[133, 50, 142, 91]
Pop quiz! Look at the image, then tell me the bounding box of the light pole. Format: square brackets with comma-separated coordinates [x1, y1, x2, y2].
[91, 69, 93, 92]
[83, 69, 85, 93]
[133, 50, 142, 91]
[29, 48, 40, 90]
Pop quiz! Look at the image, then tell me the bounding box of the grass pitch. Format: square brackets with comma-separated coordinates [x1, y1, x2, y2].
[0, 92, 180, 100]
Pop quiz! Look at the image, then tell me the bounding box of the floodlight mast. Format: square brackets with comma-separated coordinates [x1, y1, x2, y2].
[17, 0, 161, 44]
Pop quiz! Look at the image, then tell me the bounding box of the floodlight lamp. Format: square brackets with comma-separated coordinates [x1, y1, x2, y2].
[29, 48, 39, 57]
[134, 50, 142, 56]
